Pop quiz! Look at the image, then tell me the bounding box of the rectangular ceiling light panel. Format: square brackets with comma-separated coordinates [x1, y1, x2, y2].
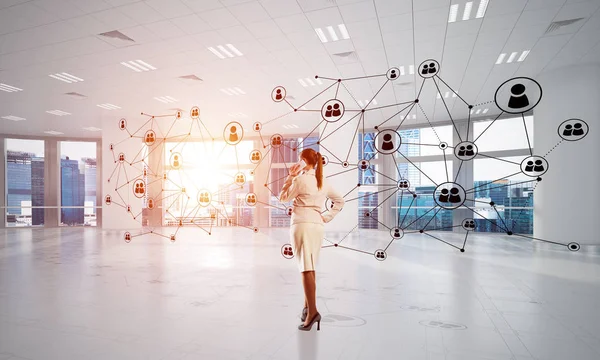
[315, 24, 350, 43]
[121, 60, 156, 72]
[208, 44, 243, 59]
[0, 83, 23, 92]
[49, 73, 84, 83]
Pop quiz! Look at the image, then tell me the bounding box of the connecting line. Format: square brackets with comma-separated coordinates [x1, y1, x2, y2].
[463, 204, 510, 233]
[435, 75, 470, 107]
[465, 198, 496, 205]
[344, 184, 361, 198]
[266, 173, 289, 186]
[365, 79, 390, 109]
[422, 232, 462, 251]
[432, 77, 462, 142]
[298, 119, 324, 146]
[522, 113, 533, 156]
[340, 81, 362, 108]
[252, 147, 272, 173]
[107, 164, 119, 182]
[423, 224, 463, 231]
[340, 74, 387, 81]
[462, 231, 469, 250]
[345, 112, 364, 161]
[403, 205, 438, 229]
[398, 152, 438, 186]
[373, 167, 398, 183]
[454, 160, 464, 183]
[395, 102, 418, 130]
[368, 188, 400, 215]
[256, 200, 287, 212]
[337, 224, 359, 246]
[544, 139, 565, 157]
[335, 81, 341, 98]
[474, 112, 504, 142]
[319, 111, 363, 143]
[475, 153, 521, 165]
[463, 172, 523, 192]
[416, 77, 426, 98]
[399, 195, 416, 228]
[417, 103, 442, 144]
[466, 110, 472, 142]
[319, 143, 344, 163]
[509, 233, 568, 247]
[365, 101, 415, 112]
[443, 149, 449, 182]
[492, 206, 509, 231]
[344, 187, 398, 202]
[421, 207, 442, 230]
[376, 101, 415, 128]
[337, 244, 373, 256]
[297, 81, 340, 109]
[283, 98, 295, 110]
[130, 117, 154, 138]
[397, 191, 404, 227]
[465, 179, 537, 195]
[263, 110, 296, 126]
[326, 167, 357, 179]
[279, 147, 290, 173]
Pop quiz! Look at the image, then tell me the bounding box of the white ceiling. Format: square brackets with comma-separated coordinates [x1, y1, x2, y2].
[1, 0, 599, 139]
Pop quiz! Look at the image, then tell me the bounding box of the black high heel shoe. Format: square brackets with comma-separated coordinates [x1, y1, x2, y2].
[298, 312, 321, 331]
[301, 307, 307, 322]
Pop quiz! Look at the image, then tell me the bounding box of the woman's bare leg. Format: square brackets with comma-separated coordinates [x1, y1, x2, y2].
[301, 271, 317, 325]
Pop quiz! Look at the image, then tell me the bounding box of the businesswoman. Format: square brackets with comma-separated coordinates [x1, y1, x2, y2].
[279, 148, 344, 331]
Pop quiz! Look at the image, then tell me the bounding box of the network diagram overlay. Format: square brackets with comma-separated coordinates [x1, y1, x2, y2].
[106, 59, 589, 261]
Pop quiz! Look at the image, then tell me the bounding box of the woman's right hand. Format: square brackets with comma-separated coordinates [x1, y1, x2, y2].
[289, 163, 302, 177]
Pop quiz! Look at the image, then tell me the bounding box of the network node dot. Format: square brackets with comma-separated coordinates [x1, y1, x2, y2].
[507, 231, 513, 235]
[414, 99, 419, 103]
[334, 244, 338, 247]
[419, 229, 424, 233]
[490, 201, 495, 206]
[460, 249, 465, 253]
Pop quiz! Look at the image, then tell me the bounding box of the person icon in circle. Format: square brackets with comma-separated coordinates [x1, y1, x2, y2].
[173, 155, 180, 168]
[138, 182, 145, 195]
[376, 251, 385, 259]
[105, 195, 112, 205]
[119, 120, 126, 129]
[428, 62, 437, 74]
[533, 159, 544, 172]
[421, 64, 429, 75]
[508, 83, 529, 109]
[229, 126, 239, 143]
[563, 124, 573, 136]
[332, 103, 341, 117]
[255, 123, 260, 131]
[449, 187, 461, 203]
[360, 160, 368, 170]
[458, 146, 466, 156]
[390, 69, 397, 79]
[275, 89, 283, 100]
[525, 160, 534, 172]
[325, 105, 333, 118]
[465, 145, 475, 157]
[147, 199, 154, 209]
[573, 122, 585, 136]
[439, 188, 449, 202]
[393, 228, 401, 238]
[381, 133, 395, 151]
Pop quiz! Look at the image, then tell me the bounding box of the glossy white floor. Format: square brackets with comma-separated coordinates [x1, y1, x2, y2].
[1, 227, 600, 360]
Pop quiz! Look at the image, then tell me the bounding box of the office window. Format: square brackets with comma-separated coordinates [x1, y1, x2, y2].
[60, 142, 97, 226]
[473, 116, 533, 152]
[473, 156, 535, 234]
[400, 125, 453, 157]
[6, 139, 45, 227]
[397, 161, 453, 231]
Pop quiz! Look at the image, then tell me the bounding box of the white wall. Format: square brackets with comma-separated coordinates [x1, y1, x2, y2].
[534, 64, 600, 244]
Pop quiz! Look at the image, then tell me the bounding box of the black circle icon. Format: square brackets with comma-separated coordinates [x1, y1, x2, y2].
[434, 182, 466, 210]
[321, 99, 345, 122]
[272, 86, 286, 102]
[374, 249, 387, 261]
[386, 67, 400, 81]
[286, 206, 293, 217]
[390, 227, 404, 239]
[520, 156, 549, 177]
[342, 161, 349, 168]
[270, 134, 283, 148]
[358, 159, 370, 171]
[190, 106, 200, 119]
[461, 218, 476, 231]
[170, 152, 182, 169]
[224, 122, 243, 146]
[374, 129, 402, 155]
[418, 59, 440, 79]
[249, 149, 262, 164]
[454, 141, 478, 161]
[558, 119, 589, 142]
[439, 142, 448, 150]
[397, 179, 410, 191]
[144, 130, 156, 146]
[567, 242, 580, 252]
[494, 77, 542, 114]
[281, 244, 294, 259]
[118, 118, 127, 130]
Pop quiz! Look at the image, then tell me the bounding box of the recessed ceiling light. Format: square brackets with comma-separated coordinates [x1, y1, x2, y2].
[409, 65, 414, 75]
[2, 115, 26, 121]
[44, 130, 64, 135]
[482, 108, 489, 114]
[82, 126, 102, 131]
[476, 0, 489, 18]
[517, 50, 530, 62]
[463, 2, 473, 21]
[475, 109, 481, 114]
[97, 103, 121, 110]
[448, 4, 459, 22]
[49, 72, 84, 83]
[298, 77, 321, 87]
[121, 60, 156, 72]
[46, 110, 71, 116]
[315, 24, 350, 43]
[0, 83, 23, 92]
[208, 44, 243, 59]
[506, 51, 518, 63]
[154, 96, 178, 104]
[220, 88, 245, 96]
[496, 53, 506, 64]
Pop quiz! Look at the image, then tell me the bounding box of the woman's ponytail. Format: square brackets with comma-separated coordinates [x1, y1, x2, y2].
[315, 152, 323, 190]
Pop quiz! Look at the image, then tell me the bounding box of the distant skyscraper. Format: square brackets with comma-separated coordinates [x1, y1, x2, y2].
[31, 158, 45, 225]
[6, 151, 34, 218]
[61, 157, 85, 225]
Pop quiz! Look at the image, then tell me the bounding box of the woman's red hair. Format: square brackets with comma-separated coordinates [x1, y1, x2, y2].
[300, 148, 323, 190]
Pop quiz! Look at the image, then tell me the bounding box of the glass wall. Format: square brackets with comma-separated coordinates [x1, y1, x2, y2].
[5, 139, 45, 227]
[60, 142, 97, 226]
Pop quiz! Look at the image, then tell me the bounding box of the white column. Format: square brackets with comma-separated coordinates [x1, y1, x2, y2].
[0, 137, 5, 228]
[534, 64, 600, 244]
[319, 119, 359, 232]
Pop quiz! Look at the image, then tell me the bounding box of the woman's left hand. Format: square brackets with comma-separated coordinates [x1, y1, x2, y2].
[289, 163, 302, 176]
